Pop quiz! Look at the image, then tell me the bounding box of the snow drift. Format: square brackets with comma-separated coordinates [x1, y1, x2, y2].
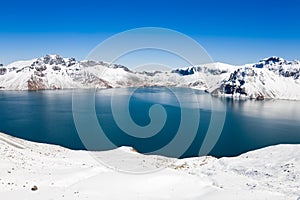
[0, 132, 299, 200]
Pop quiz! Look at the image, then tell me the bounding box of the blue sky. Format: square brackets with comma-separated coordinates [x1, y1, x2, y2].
[0, 0, 300, 66]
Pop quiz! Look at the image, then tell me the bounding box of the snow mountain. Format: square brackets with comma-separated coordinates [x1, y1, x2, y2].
[0, 54, 300, 100]
[211, 57, 300, 100]
[0, 54, 226, 90]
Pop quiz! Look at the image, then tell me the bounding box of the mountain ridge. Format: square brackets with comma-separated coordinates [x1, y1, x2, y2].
[0, 54, 299, 100]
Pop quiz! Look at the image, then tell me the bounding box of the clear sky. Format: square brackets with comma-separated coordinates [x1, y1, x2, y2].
[0, 0, 300, 66]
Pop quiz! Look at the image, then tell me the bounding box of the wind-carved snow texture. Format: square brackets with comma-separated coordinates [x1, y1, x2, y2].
[0, 132, 299, 200]
[1, 55, 300, 100]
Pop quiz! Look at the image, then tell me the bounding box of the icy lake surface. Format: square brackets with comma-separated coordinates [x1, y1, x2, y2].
[0, 87, 299, 158]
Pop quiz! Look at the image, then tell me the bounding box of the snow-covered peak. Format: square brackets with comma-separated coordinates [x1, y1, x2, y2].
[260, 56, 285, 64]
[253, 56, 300, 70]
[212, 57, 300, 100]
[33, 54, 77, 67]
[5, 54, 77, 72]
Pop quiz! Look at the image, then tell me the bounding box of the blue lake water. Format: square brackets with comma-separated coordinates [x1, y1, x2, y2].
[0, 87, 299, 158]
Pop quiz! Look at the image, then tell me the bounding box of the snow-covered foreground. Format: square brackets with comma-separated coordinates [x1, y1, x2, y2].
[0, 132, 299, 200]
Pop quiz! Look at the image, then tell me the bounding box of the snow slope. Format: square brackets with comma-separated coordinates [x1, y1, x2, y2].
[0, 132, 299, 200]
[0, 55, 300, 100]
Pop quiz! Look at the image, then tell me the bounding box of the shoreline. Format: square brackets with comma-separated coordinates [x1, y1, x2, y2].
[1, 86, 300, 101]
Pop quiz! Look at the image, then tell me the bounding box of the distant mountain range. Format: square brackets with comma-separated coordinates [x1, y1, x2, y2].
[0, 54, 300, 100]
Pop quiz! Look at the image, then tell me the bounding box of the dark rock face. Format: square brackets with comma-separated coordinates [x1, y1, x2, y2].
[188, 80, 206, 87]
[35, 65, 47, 72]
[172, 66, 229, 76]
[138, 71, 162, 77]
[66, 57, 76, 67]
[80, 60, 100, 67]
[254, 57, 285, 68]
[49, 55, 65, 65]
[260, 56, 283, 65]
[278, 66, 300, 79]
[218, 68, 248, 96]
[112, 64, 132, 72]
[254, 63, 264, 68]
[219, 83, 247, 95]
[52, 65, 61, 71]
[27, 76, 47, 90]
[173, 68, 195, 76]
[73, 72, 113, 88]
[31, 185, 38, 191]
[256, 95, 264, 100]
[0, 67, 7, 75]
[34, 71, 46, 77]
[43, 55, 51, 64]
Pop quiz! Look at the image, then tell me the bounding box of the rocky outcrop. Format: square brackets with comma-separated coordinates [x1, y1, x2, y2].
[212, 68, 248, 97]
[0, 67, 7, 75]
[27, 76, 47, 90]
[75, 72, 113, 88]
[173, 67, 195, 76]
